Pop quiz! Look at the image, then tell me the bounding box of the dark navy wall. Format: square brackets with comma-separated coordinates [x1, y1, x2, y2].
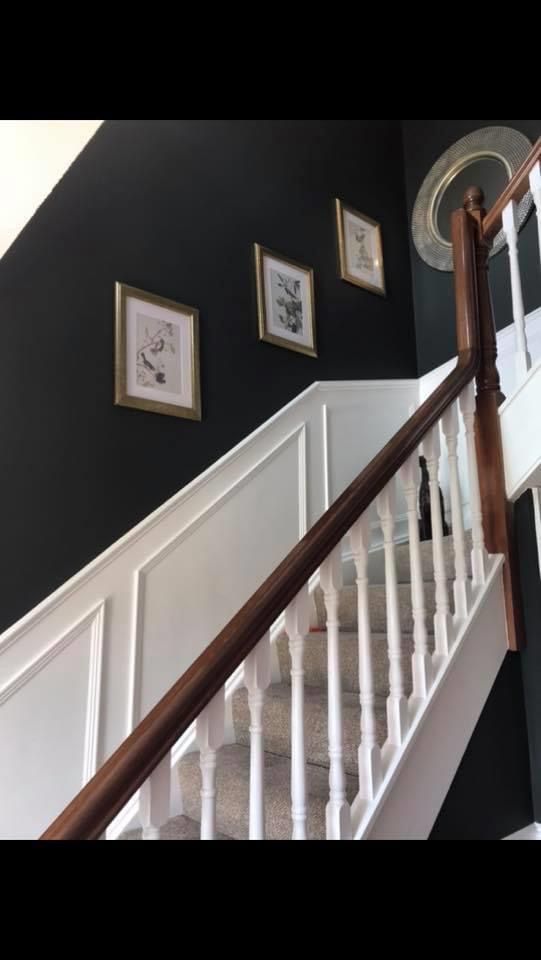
[402, 119, 541, 375]
[0, 120, 416, 632]
[516, 492, 541, 823]
[401, 120, 538, 839]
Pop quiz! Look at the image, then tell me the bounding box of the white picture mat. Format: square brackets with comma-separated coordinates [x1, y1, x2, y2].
[263, 254, 313, 348]
[126, 295, 194, 408]
[343, 209, 383, 288]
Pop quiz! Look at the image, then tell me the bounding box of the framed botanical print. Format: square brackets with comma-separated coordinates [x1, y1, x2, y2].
[254, 243, 317, 358]
[335, 199, 386, 296]
[114, 283, 201, 420]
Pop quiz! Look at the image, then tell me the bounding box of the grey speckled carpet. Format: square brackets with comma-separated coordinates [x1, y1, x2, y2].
[123, 534, 468, 840]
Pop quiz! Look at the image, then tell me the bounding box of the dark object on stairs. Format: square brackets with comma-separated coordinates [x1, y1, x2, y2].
[419, 455, 450, 542]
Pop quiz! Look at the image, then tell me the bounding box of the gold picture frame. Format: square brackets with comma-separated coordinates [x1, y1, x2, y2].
[335, 199, 386, 296]
[254, 243, 317, 358]
[115, 282, 201, 420]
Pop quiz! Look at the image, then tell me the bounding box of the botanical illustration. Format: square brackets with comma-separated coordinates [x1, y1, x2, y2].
[348, 220, 375, 275]
[136, 313, 181, 394]
[270, 269, 304, 337]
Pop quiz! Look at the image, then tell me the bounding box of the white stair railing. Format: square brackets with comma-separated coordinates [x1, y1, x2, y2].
[460, 382, 488, 588]
[244, 633, 271, 840]
[399, 455, 431, 701]
[377, 479, 409, 747]
[500, 154, 541, 389]
[140, 753, 171, 840]
[128, 376, 494, 840]
[502, 200, 532, 382]
[350, 512, 382, 800]
[321, 547, 352, 840]
[424, 426, 453, 658]
[196, 687, 225, 840]
[442, 401, 471, 620]
[285, 587, 310, 840]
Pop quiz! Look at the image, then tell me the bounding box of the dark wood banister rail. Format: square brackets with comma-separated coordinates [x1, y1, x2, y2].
[482, 136, 541, 241]
[40, 208, 480, 840]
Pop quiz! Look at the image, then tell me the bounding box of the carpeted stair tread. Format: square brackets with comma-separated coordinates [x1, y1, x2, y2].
[166, 532, 473, 840]
[388, 532, 471, 584]
[276, 630, 415, 695]
[178, 743, 358, 841]
[120, 814, 232, 841]
[313, 580, 451, 634]
[232, 683, 388, 775]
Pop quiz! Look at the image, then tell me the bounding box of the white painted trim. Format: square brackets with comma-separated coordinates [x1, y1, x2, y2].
[0, 601, 105, 708]
[128, 425, 306, 729]
[0, 600, 105, 793]
[499, 359, 541, 500]
[504, 823, 541, 840]
[82, 602, 106, 784]
[0, 385, 321, 650]
[506, 455, 541, 503]
[1, 374, 418, 839]
[317, 379, 418, 392]
[322, 404, 330, 512]
[499, 355, 541, 416]
[106, 575, 318, 839]
[351, 556, 505, 840]
[419, 307, 541, 401]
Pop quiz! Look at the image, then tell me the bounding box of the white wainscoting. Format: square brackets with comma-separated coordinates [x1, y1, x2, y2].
[418, 307, 541, 528]
[0, 378, 417, 839]
[419, 307, 541, 403]
[500, 361, 541, 501]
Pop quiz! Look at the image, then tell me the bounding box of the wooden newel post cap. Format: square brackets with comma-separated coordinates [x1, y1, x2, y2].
[463, 186, 484, 212]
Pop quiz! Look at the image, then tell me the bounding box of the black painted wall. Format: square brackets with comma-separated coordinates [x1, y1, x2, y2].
[0, 120, 416, 632]
[516, 492, 541, 822]
[430, 654, 533, 840]
[402, 120, 538, 839]
[402, 119, 541, 375]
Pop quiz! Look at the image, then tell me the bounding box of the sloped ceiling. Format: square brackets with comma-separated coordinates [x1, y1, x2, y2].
[0, 120, 103, 260]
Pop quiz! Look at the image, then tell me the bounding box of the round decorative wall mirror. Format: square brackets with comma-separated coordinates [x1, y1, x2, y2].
[412, 126, 534, 271]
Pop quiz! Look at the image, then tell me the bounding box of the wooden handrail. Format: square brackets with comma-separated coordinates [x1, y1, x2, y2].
[482, 136, 541, 241]
[40, 209, 480, 841]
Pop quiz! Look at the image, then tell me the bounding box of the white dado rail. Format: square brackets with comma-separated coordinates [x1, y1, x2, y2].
[0, 377, 417, 840]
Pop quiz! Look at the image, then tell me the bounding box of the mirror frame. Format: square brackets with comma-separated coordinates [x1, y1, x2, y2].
[412, 126, 533, 271]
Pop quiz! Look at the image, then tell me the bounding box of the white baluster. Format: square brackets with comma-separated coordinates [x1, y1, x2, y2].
[399, 456, 432, 700]
[529, 162, 541, 271]
[320, 546, 352, 840]
[140, 753, 171, 840]
[285, 586, 310, 840]
[502, 200, 532, 383]
[460, 382, 488, 588]
[423, 425, 453, 657]
[244, 632, 271, 840]
[376, 480, 409, 746]
[441, 401, 472, 621]
[196, 686, 225, 840]
[350, 512, 382, 800]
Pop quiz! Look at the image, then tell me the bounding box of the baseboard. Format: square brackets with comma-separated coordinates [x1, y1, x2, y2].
[504, 823, 541, 840]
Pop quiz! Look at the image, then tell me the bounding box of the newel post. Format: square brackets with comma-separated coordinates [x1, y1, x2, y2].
[463, 186, 525, 651]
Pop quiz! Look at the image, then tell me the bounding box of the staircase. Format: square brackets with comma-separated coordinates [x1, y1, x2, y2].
[38, 136, 541, 843]
[121, 535, 466, 840]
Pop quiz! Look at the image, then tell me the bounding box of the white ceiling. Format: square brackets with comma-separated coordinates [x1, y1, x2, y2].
[0, 120, 103, 260]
